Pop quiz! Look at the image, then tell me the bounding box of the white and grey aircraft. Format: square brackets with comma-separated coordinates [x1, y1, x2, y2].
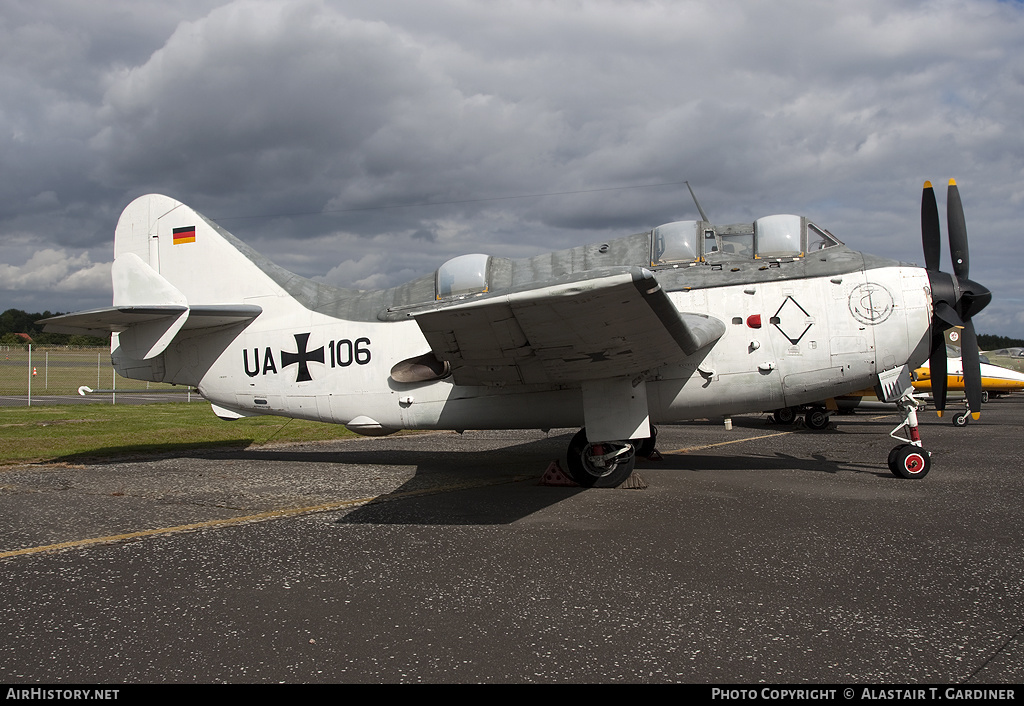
[42, 181, 990, 485]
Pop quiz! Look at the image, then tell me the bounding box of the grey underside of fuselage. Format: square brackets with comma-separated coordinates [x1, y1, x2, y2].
[202, 212, 905, 322]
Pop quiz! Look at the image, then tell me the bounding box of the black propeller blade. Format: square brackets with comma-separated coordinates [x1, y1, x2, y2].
[920, 179, 991, 419]
[960, 319, 982, 416]
[921, 181, 941, 271]
[947, 179, 970, 280]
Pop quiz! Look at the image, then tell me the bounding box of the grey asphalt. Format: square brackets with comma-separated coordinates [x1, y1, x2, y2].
[1, 397, 1023, 684]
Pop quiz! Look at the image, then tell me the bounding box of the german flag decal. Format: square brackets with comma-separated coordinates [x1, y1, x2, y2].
[173, 226, 196, 245]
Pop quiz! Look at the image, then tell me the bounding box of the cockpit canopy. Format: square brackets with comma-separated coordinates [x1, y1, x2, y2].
[651, 215, 841, 267]
[429, 215, 844, 302]
[436, 253, 490, 300]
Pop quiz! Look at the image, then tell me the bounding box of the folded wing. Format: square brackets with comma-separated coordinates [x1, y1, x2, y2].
[412, 266, 724, 386]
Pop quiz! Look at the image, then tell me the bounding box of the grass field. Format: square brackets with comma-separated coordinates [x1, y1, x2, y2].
[0, 346, 180, 397]
[0, 403, 360, 465]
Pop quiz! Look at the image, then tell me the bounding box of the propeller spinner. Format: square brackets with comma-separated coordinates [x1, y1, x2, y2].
[921, 179, 992, 419]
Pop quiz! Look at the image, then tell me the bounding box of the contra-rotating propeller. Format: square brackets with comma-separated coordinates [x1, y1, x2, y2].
[920, 179, 992, 418]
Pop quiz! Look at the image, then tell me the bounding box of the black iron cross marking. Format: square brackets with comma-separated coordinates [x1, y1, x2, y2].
[281, 332, 324, 383]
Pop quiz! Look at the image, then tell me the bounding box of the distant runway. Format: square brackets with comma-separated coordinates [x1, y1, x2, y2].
[0, 392, 197, 406]
[1, 398, 1023, 683]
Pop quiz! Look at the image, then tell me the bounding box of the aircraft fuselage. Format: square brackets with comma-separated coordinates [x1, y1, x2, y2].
[141, 263, 931, 434]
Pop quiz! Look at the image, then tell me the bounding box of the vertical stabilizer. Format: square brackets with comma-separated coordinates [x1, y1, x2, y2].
[114, 194, 291, 306]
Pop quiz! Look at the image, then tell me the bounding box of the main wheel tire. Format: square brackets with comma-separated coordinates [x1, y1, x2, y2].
[565, 428, 636, 488]
[773, 407, 797, 425]
[635, 426, 658, 458]
[805, 408, 830, 431]
[888, 445, 931, 479]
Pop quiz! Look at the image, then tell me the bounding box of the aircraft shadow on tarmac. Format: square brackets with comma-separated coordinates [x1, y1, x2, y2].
[341, 433, 587, 526]
[45, 420, 900, 527]
[645, 450, 889, 478]
[51, 432, 587, 526]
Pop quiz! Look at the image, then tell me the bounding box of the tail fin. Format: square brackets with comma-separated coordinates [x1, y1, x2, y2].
[114, 194, 289, 305]
[41, 195, 274, 359]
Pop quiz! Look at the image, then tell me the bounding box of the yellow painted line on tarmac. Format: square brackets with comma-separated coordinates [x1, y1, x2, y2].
[663, 430, 797, 455]
[0, 476, 527, 560]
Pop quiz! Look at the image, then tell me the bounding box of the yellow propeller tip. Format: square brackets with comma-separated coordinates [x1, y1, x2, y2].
[949, 178, 957, 186]
[923, 180, 933, 189]
[936, 411, 944, 418]
[971, 412, 980, 420]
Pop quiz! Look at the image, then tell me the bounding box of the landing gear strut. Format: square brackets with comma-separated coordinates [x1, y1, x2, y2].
[771, 405, 831, 430]
[565, 428, 636, 488]
[887, 392, 931, 479]
[952, 398, 974, 427]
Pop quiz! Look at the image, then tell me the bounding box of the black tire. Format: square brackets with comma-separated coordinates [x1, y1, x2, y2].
[635, 426, 658, 458]
[773, 407, 797, 425]
[805, 408, 830, 431]
[565, 428, 636, 488]
[887, 444, 909, 471]
[888, 445, 931, 479]
[953, 413, 970, 427]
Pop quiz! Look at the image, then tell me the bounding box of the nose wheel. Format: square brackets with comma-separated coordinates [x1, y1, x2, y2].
[888, 444, 931, 479]
[887, 392, 931, 479]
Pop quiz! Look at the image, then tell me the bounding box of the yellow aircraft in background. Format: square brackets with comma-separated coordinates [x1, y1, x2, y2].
[912, 356, 1024, 398]
[778, 332, 1024, 429]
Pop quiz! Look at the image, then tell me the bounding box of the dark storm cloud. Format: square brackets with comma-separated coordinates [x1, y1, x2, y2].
[2, 0, 1024, 334]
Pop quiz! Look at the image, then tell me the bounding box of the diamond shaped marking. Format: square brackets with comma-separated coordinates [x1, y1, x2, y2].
[773, 296, 813, 345]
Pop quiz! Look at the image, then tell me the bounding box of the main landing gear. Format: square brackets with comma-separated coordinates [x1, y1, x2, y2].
[887, 392, 931, 479]
[564, 427, 657, 488]
[771, 405, 831, 431]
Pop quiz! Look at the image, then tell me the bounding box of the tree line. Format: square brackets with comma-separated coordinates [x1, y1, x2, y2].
[0, 308, 106, 347]
[977, 334, 1024, 351]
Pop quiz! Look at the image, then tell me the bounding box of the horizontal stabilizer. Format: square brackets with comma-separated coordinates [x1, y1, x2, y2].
[39, 304, 262, 359]
[40, 306, 187, 337]
[40, 305, 262, 336]
[413, 267, 725, 386]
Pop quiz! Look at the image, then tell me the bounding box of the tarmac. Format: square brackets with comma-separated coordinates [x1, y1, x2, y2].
[1, 396, 1023, 684]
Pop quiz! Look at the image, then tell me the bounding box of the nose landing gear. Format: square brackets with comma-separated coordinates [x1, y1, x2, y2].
[887, 392, 931, 479]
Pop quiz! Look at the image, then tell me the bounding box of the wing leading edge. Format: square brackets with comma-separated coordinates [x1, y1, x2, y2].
[413, 266, 724, 387]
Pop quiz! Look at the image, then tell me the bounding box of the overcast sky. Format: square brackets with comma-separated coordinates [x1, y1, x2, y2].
[2, 0, 1024, 338]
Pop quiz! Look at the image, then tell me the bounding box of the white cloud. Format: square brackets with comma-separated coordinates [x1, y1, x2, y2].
[0, 248, 111, 294]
